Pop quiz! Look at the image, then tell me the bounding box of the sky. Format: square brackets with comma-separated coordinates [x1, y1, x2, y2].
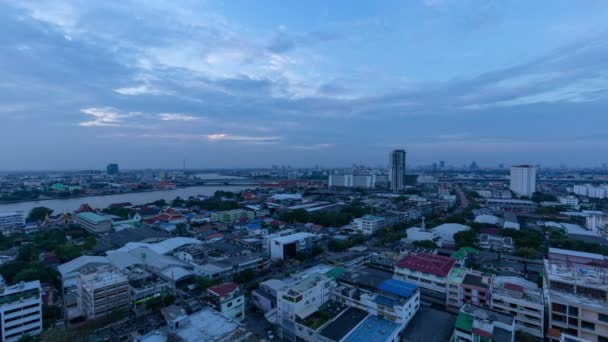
[1, 0, 608, 170]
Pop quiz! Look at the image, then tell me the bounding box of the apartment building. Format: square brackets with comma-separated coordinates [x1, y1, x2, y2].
[544, 248, 608, 342]
[207, 282, 245, 322]
[78, 267, 130, 320]
[270, 232, 314, 260]
[0, 212, 25, 233]
[210, 209, 255, 224]
[0, 281, 42, 342]
[353, 215, 386, 235]
[492, 276, 545, 339]
[394, 253, 456, 305]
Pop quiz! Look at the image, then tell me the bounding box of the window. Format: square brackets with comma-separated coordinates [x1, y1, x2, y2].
[599, 313, 608, 323]
[581, 321, 594, 331]
[552, 303, 566, 314]
[568, 306, 578, 317]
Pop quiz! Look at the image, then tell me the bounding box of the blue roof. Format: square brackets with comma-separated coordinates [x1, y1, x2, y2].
[344, 315, 400, 342]
[246, 223, 262, 230]
[376, 279, 417, 298]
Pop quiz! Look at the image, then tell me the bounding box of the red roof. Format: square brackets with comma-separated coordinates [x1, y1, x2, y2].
[481, 228, 499, 235]
[473, 328, 492, 338]
[504, 282, 524, 292]
[208, 282, 238, 297]
[396, 253, 456, 277]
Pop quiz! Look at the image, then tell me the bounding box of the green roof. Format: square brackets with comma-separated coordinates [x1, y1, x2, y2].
[455, 313, 473, 332]
[325, 267, 347, 279]
[77, 212, 110, 223]
[451, 247, 480, 259]
[448, 267, 468, 284]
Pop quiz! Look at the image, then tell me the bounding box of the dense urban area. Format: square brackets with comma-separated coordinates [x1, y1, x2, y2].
[1, 153, 607, 342]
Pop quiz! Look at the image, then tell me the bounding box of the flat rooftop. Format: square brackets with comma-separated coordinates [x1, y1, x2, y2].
[402, 307, 456, 342]
[344, 315, 400, 342]
[545, 259, 607, 288]
[319, 307, 368, 341]
[338, 266, 393, 289]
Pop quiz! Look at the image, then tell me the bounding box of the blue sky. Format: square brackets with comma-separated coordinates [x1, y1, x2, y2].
[1, 0, 608, 170]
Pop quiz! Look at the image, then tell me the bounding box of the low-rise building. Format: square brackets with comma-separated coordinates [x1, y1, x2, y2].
[353, 215, 386, 235]
[74, 212, 112, 234]
[492, 276, 544, 339]
[0, 280, 43, 342]
[544, 248, 608, 342]
[478, 234, 514, 252]
[394, 253, 456, 305]
[207, 282, 245, 322]
[453, 304, 515, 342]
[0, 212, 25, 233]
[78, 267, 130, 320]
[211, 209, 255, 224]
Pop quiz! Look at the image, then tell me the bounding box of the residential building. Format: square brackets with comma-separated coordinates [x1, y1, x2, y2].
[211, 209, 255, 224]
[276, 272, 335, 341]
[492, 276, 545, 339]
[510, 165, 536, 197]
[78, 267, 130, 320]
[573, 184, 608, 199]
[478, 234, 515, 252]
[74, 212, 112, 234]
[453, 304, 516, 342]
[394, 253, 456, 305]
[559, 196, 580, 208]
[270, 232, 314, 260]
[0, 212, 25, 233]
[252, 279, 287, 314]
[544, 248, 608, 342]
[353, 215, 386, 235]
[446, 268, 492, 313]
[207, 282, 245, 322]
[0, 281, 43, 342]
[390, 149, 406, 192]
[328, 174, 377, 188]
[106, 163, 119, 175]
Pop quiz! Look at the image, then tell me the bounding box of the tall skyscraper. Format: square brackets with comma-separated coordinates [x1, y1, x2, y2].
[510, 165, 536, 197]
[390, 149, 406, 192]
[106, 163, 119, 175]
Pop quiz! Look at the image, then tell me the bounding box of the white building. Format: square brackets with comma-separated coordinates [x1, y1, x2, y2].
[270, 232, 315, 260]
[474, 214, 502, 225]
[394, 253, 456, 305]
[559, 196, 580, 208]
[573, 184, 608, 199]
[453, 304, 515, 342]
[353, 215, 386, 235]
[78, 267, 130, 320]
[207, 282, 245, 322]
[492, 276, 545, 339]
[0, 281, 43, 342]
[510, 165, 536, 197]
[328, 174, 377, 188]
[0, 212, 25, 233]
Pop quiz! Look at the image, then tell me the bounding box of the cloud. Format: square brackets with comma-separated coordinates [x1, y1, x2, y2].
[206, 133, 282, 143]
[114, 84, 164, 96]
[79, 107, 132, 127]
[158, 113, 201, 121]
[289, 143, 334, 150]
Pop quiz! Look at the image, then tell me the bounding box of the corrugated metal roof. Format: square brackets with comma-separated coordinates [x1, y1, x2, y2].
[376, 279, 417, 298]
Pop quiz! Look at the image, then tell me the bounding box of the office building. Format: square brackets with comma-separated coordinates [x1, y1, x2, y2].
[74, 212, 112, 234]
[106, 163, 119, 175]
[0, 212, 25, 233]
[270, 232, 314, 260]
[0, 281, 43, 342]
[390, 149, 406, 192]
[453, 304, 516, 342]
[492, 276, 545, 339]
[544, 248, 608, 342]
[78, 267, 130, 320]
[207, 282, 245, 322]
[510, 165, 536, 197]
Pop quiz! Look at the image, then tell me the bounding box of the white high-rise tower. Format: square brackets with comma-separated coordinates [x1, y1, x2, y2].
[510, 165, 536, 197]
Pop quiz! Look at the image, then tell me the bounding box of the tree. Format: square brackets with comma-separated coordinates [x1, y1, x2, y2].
[531, 192, 557, 203]
[82, 236, 96, 250]
[54, 243, 82, 262]
[27, 207, 53, 222]
[412, 240, 438, 249]
[454, 229, 478, 249]
[515, 247, 539, 259]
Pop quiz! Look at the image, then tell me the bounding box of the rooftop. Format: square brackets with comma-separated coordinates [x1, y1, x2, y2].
[376, 279, 418, 299]
[208, 282, 239, 297]
[77, 211, 110, 223]
[396, 253, 456, 277]
[319, 306, 368, 341]
[343, 315, 400, 342]
[448, 267, 468, 284]
[271, 232, 314, 244]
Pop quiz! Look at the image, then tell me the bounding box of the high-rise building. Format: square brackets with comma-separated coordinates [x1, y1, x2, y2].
[106, 163, 119, 175]
[390, 149, 406, 192]
[510, 165, 536, 197]
[0, 281, 43, 342]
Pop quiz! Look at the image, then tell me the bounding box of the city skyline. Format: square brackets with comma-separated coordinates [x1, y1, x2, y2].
[2, 1, 608, 170]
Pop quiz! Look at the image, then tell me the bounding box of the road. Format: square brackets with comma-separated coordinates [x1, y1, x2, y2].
[453, 183, 469, 213]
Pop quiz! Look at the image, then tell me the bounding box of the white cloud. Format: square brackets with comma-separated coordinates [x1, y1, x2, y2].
[207, 133, 282, 143]
[79, 107, 142, 127]
[114, 84, 164, 96]
[289, 143, 334, 150]
[158, 113, 201, 121]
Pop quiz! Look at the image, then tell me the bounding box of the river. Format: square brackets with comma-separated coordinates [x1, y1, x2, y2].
[0, 173, 255, 214]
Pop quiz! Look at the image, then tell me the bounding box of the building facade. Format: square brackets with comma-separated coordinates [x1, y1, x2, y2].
[0, 281, 43, 342]
[210, 209, 255, 224]
[353, 215, 386, 235]
[509, 165, 536, 197]
[492, 276, 545, 339]
[74, 212, 112, 234]
[270, 232, 314, 260]
[0, 212, 25, 233]
[394, 253, 456, 305]
[207, 282, 245, 322]
[390, 149, 406, 192]
[453, 304, 515, 342]
[78, 267, 130, 320]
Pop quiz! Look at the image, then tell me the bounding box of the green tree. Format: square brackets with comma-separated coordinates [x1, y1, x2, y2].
[515, 247, 539, 259]
[27, 207, 53, 222]
[82, 236, 96, 250]
[412, 240, 439, 249]
[54, 243, 82, 262]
